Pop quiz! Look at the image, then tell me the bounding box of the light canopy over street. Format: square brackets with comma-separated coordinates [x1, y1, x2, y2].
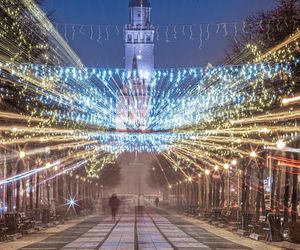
[0, 0, 299, 249]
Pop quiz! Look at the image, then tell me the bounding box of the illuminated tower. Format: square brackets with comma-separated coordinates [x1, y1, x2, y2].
[114, 0, 158, 197]
[116, 0, 154, 130]
[125, 0, 155, 81]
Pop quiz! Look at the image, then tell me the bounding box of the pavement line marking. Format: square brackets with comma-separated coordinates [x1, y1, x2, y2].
[95, 216, 121, 249]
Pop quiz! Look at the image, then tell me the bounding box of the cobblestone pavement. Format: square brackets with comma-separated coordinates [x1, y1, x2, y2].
[0, 209, 283, 250]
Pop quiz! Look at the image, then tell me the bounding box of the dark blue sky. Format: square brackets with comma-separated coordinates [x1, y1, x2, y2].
[42, 0, 276, 68]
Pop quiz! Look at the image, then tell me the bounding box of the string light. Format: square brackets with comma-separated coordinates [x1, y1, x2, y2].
[0, 0, 299, 186]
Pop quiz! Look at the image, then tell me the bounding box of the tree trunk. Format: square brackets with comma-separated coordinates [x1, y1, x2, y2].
[283, 156, 291, 228]
[245, 164, 251, 214]
[198, 176, 202, 209]
[221, 175, 225, 208]
[16, 159, 24, 212]
[241, 163, 246, 214]
[275, 163, 282, 213]
[291, 143, 299, 222]
[216, 180, 220, 207]
[16, 179, 21, 211]
[208, 175, 212, 210]
[260, 165, 266, 216]
[291, 166, 298, 222]
[271, 161, 277, 211]
[35, 172, 40, 211]
[255, 169, 261, 219]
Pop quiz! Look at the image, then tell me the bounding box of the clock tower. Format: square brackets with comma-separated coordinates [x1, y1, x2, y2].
[125, 0, 154, 82]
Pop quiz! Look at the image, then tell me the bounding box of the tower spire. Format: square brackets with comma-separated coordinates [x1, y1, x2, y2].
[129, 0, 151, 7]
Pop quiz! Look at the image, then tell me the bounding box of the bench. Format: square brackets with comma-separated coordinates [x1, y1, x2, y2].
[5, 212, 20, 234]
[220, 210, 231, 223]
[240, 213, 253, 231]
[19, 212, 35, 234]
[0, 222, 8, 241]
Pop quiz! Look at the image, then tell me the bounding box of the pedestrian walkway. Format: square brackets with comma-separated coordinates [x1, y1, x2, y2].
[0, 209, 286, 249]
[100, 215, 135, 249]
[150, 214, 210, 249]
[136, 213, 172, 249]
[63, 218, 116, 249]
[20, 216, 106, 250]
[0, 215, 103, 250]
[150, 206, 281, 250]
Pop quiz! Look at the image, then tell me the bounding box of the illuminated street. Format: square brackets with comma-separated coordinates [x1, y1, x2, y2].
[0, 0, 300, 249]
[0, 206, 276, 250]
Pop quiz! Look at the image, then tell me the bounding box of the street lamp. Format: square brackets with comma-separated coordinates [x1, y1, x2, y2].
[276, 140, 286, 150]
[250, 151, 257, 158]
[205, 169, 210, 175]
[224, 163, 230, 170]
[19, 151, 26, 159]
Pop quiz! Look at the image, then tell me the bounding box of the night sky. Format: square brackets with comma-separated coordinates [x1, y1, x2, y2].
[42, 0, 276, 68]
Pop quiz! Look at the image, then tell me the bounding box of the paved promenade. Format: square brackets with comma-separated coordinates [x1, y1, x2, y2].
[0, 208, 285, 250]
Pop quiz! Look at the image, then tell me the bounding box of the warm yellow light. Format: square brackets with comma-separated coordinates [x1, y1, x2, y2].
[276, 140, 286, 150]
[19, 151, 26, 159]
[188, 177, 192, 182]
[205, 169, 210, 175]
[260, 128, 270, 134]
[250, 151, 257, 158]
[231, 159, 237, 166]
[214, 165, 219, 171]
[224, 163, 230, 170]
[282, 95, 300, 105]
[168, 185, 172, 189]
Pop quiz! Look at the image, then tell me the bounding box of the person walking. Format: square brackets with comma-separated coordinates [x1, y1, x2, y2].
[155, 197, 159, 207]
[138, 194, 145, 214]
[108, 194, 120, 221]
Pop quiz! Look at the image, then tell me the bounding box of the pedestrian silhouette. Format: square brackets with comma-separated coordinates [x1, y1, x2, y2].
[109, 194, 120, 221]
[155, 197, 159, 207]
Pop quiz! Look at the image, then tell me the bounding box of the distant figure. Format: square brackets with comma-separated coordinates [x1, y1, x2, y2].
[109, 194, 120, 221]
[135, 194, 145, 214]
[155, 197, 159, 207]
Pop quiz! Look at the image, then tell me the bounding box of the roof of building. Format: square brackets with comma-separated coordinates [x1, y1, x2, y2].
[129, 0, 151, 7]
